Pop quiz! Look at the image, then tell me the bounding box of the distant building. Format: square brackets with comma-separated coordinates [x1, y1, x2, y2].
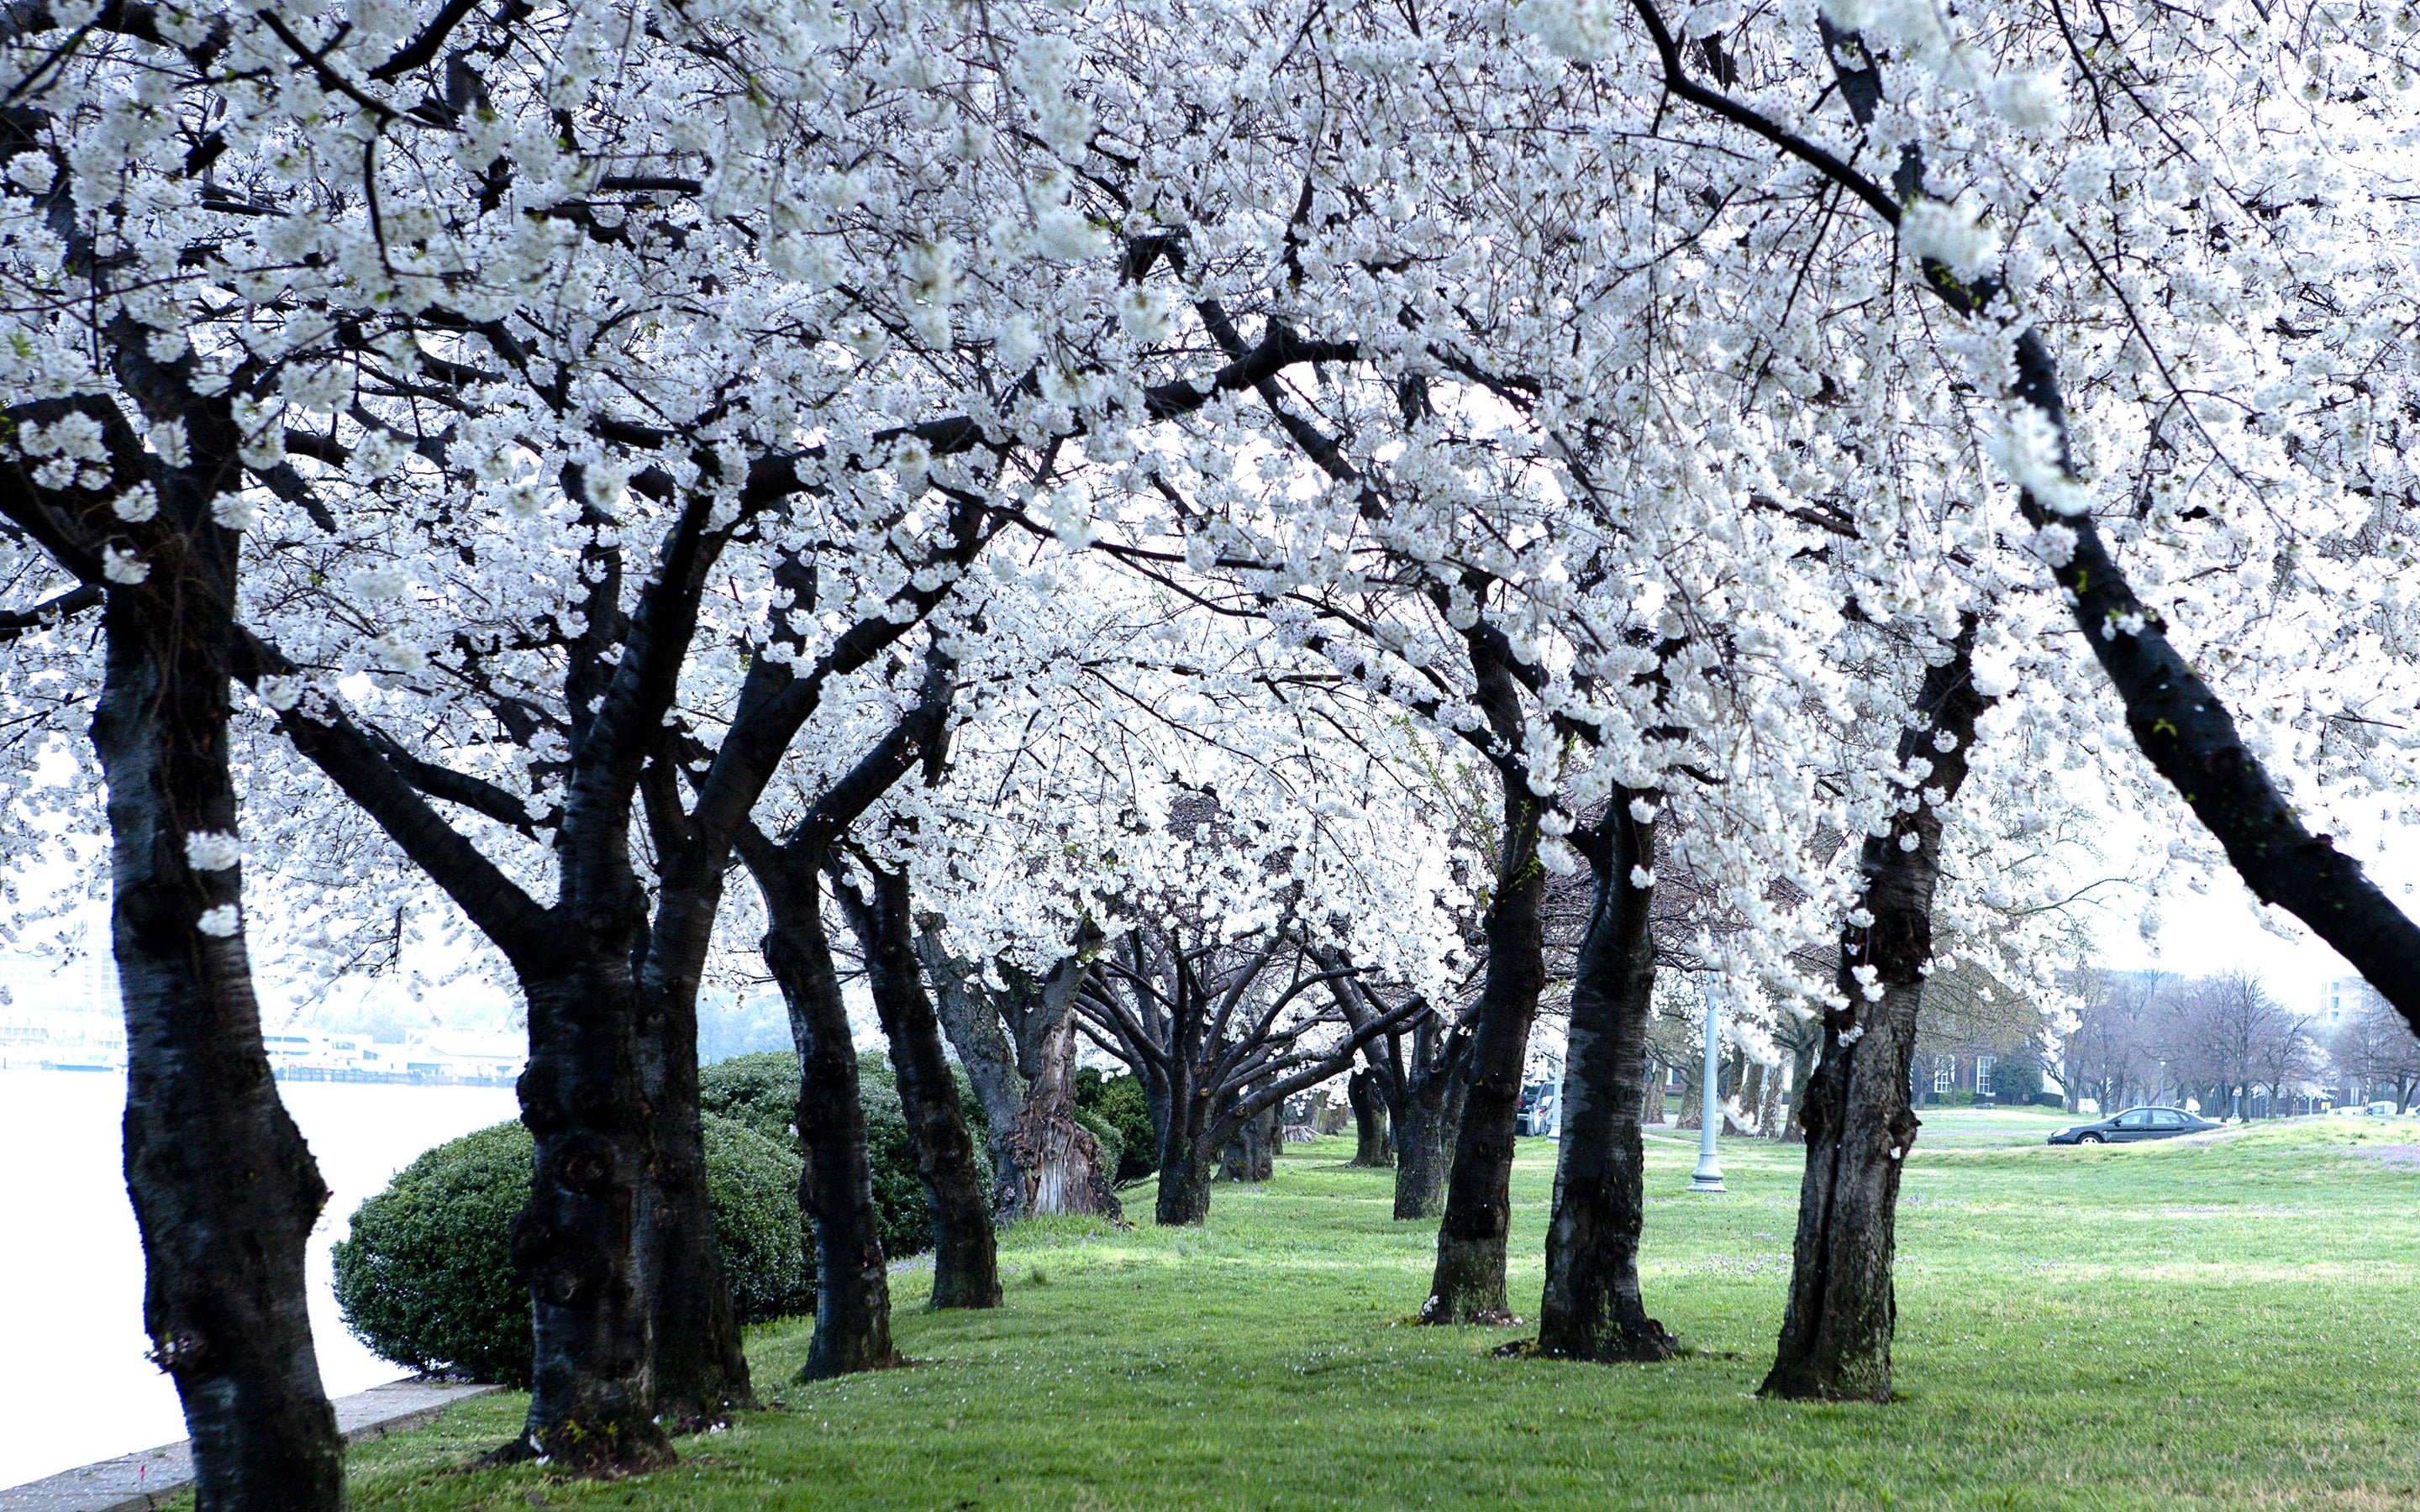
[0, 953, 116, 1016]
[2318, 977, 2383, 1032]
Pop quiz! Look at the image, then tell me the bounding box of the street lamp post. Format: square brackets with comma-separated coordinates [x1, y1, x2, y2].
[1690, 988, 1726, 1194]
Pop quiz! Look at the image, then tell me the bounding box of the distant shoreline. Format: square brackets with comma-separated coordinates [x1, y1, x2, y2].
[0, 1063, 520, 1088]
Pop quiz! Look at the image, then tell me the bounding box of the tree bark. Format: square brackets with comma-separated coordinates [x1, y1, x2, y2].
[757, 875, 900, 1379]
[1537, 797, 1676, 1362]
[95, 540, 345, 1509]
[1320, 985, 1466, 1217]
[1676, 1058, 1704, 1134]
[633, 971, 750, 1426]
[834, 863, 1001, 1309]
[920, 939, 1114, 1219]
[1763, 627, 1989, 1402]
[632, 760, 752, 1426]
[1392, 1054, 1465, 1220]
[1221, 1105, 1277, 1182]
[1009, 1014, 1118, 1216]
[1155, 1121, 1215, 1226]
[1782, 1037, 1818, 1145]
[509, 963, 673, 1468]
[1741, 1058, 1784, 1138]
[920, 932, 1032, 1215]
[1348, 1068, 1394, 1167]
[1422, 787, 1547, 1324]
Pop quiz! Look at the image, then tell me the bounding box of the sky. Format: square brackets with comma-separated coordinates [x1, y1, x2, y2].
[2101, 877, 2354, 1017]
[2085, 799, 2420, 1017]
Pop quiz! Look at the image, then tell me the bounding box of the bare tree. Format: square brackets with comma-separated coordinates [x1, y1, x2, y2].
[1080, 916, 1417, 1224]
[2164, 972, 2304, 1121]
[2328, 992, 2420, 1111]
[2059, 968, 2164, 1114]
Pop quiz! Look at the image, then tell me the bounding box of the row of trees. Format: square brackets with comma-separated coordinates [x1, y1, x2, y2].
[5, 0, 2420, 1503]
[2064, 969, 2420, 1119]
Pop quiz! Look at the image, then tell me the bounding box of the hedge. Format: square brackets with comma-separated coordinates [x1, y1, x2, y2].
[698, 1049, 988, 1261]
[331, 1114, 808, 1386]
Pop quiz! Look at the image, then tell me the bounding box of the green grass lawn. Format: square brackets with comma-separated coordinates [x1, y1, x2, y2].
[307, 1111, 2420, 1511]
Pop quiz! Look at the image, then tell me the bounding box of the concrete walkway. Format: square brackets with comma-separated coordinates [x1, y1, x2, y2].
[0, 1379, 500, 1512]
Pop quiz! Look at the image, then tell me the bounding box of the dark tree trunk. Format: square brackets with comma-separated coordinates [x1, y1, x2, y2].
[632, 763, 753, 1426]
[734, 643, 965, 1370]
[511, 963, 674, 1468]
[1537, 798, 1676, 1362]
[1319, 982, 1465, 1218]
[1155, 1126, 1215, 1226]
[1422, 789, 1546, 1324]
[1348, 1068, 1393, 1167]
[1392, 1059, 1465, 1220]
[758, 880, 899, 1379]
[1763, 627, 1989, 1402]
[1221, 1105, 1276, 1182]
[834, 864, 1000, 1310]
[95, 560, 345, 1509]
[237, 616, 681, 1470]
[1403, 1059, 1452, 1214]
[1783, 1037, 1818, 1145]
[634, 984, 751, 1426]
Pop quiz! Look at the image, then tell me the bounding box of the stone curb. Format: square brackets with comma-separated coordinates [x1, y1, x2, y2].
[0, 1379, 502, 1512]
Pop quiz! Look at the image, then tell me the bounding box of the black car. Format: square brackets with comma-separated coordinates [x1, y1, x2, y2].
[2046, 1105, 2219, 1145]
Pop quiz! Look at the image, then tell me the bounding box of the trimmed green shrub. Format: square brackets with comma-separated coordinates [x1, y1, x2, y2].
[697, 1049, 801, 1143]
[332, 1121, 530, 1385]
[332, 1114, 808, 1386]
[696, 1048, 988, 1262]
[700, 1116, 817, 1326]
[1076, 1068, 1159, 1184]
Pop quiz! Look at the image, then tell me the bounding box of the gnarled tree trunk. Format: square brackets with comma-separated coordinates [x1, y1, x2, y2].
[1422, 790, 1546, 1324]
[97, 545, 345, 1509]
[921, 937, 1115, 1219]
[834, 864, 1000, 1309]
[1763, 627, 1989, 1402]
[1221, 1105, 1278, 1183]
[1009, 1015, 1117, 1216]
[1348, 1068, 1393, 1167]
[1537, 797, 1676, 1363]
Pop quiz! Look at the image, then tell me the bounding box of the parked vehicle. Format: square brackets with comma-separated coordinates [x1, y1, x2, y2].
[2046, 1106, 2219, 1145]
[2367, 1100, 2400, 1116]
[1517, 1080, 1561, 1138]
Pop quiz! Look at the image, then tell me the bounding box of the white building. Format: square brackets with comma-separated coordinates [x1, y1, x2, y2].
[2318, 977, 2384, 1033]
